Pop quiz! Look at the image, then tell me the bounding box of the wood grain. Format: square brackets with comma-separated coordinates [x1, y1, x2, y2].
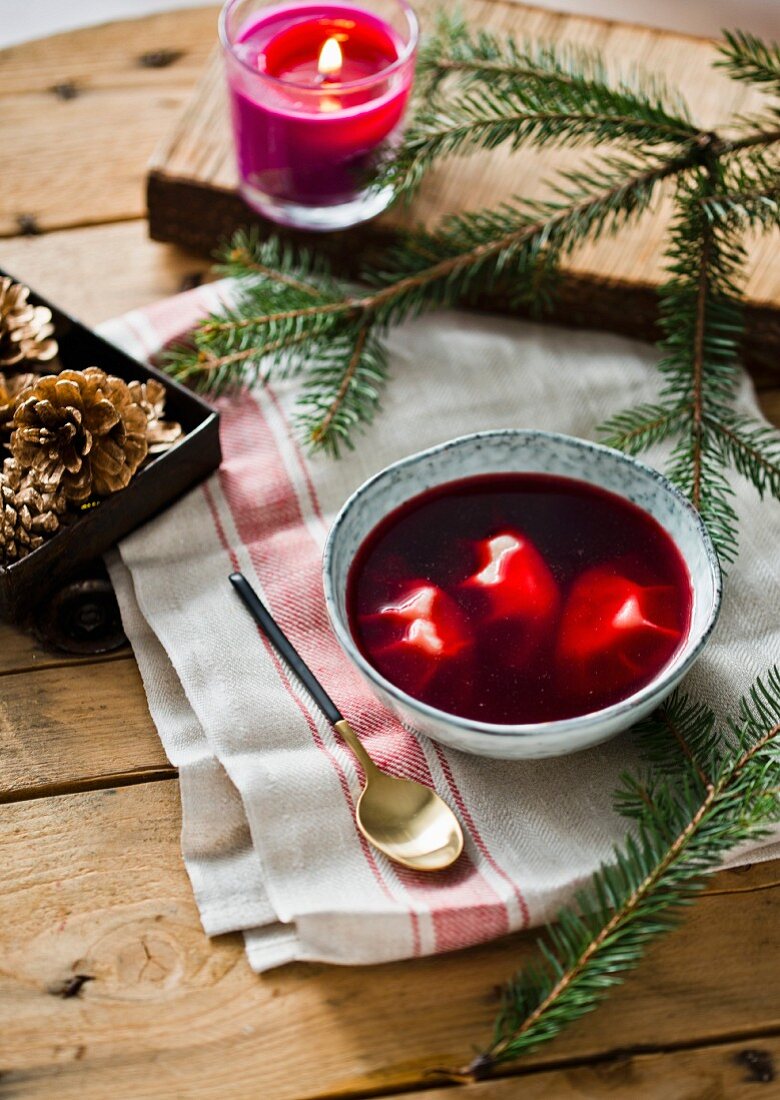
[0, 8, 218, 97]
[0, 658, 170, 801]
[0, 780, 778, 1099]
[0, 620, 130, 677]
[0, 8, 218, 237]
[400, 1038, 780, 1099]
[0, 220, 211, 326]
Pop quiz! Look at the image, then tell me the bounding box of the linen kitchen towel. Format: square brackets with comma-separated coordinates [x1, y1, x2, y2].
[101, 282, 780, 971]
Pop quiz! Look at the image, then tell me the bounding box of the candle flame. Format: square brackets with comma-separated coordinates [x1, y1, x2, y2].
[318, 36, 343, 77]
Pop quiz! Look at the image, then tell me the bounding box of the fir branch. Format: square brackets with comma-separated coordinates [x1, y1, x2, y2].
[370, 154, 691, 321]
[658, 167, 744, 417]
[633, 691, 719, 787]
[699, 152, 780, 229]
[695, 148, 778, 229]
[165, 154, 683, 444]
[416, 10, 693, 121]
[716, 30, 780, 94]
[214, 229, 340, 300]
[458, 670, 780, 1078]
[416, 11, 609, 93]
[163, 235, 358, 396]
[667, 439, 740, 564]
[295, 324, 390, 455]
[605, 162, 751, 564]
[389, 79, 701, 197]
[701, 185, 780, 228]
[706, 412, 780, 498]
[715, 127, 780, 155]
[600, 402, 690, 454]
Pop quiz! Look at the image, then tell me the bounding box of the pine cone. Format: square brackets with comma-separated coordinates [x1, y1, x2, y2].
[128, 378, 183, 454]
[0, 457, 67, 565]
[0, 277, 58, 368]
[0, 371, 36, 433]
[10, 367, 149, 502]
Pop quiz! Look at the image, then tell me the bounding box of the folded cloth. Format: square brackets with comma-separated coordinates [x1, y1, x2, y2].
[101, 282, 780, 971]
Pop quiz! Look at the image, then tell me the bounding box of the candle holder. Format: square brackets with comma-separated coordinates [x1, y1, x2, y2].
[220, 0, 418, 231]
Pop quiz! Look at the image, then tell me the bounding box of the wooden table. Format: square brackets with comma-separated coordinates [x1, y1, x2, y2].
[1, 9, 779, 1098]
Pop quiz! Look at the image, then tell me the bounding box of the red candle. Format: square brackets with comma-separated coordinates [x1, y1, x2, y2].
[220, 0, 418, 229]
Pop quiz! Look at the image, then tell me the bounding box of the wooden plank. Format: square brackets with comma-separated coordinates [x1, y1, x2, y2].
[0, 623, 51, 676]
[155, 0, 772, 206]
[0, 219, 211, 536]
[146, 0, 780, 372]
[0, 8, 219, 98]
[1, 90, 194, 234]
[0, 220, 211, 327]
[0, 780, 778, 1099]
[400, 1037, 780, 1099]
[0, 8, 219, 236]
[0, 621, 130, 677]
[0, 658, 171, 801]
[758, 388, 780, 423]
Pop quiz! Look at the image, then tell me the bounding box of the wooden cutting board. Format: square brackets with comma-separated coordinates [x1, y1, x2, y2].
[146, 0, 780, 369]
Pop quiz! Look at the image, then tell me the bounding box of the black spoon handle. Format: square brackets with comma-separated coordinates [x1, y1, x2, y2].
[229, 571, 343, 726]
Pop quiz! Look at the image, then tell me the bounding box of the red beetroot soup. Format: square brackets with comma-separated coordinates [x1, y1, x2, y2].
[346, 473, 693, 724]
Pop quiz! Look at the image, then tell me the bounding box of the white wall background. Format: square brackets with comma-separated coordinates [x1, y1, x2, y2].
[0, 0, 777, 50]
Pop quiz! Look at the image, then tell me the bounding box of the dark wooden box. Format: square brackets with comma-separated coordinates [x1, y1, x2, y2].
[0, 270, 221, 623]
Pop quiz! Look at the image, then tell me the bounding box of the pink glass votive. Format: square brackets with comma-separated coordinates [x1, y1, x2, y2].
[220, 0, 418, 230]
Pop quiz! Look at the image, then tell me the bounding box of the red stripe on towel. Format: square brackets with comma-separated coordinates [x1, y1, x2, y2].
[121, 302, 419, 948]
[219, 392, 510, 951]
[133, 290, 526, 954]
[432, 743, 531, 929]
[253, 387, 522, 947]
[203, 479, 419, 946]
[210, 406, 422, 953]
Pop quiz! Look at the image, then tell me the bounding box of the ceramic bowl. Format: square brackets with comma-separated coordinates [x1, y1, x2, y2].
[323, 430, 722, 759]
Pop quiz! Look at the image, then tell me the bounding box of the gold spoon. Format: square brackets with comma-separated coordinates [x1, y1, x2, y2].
[229, 572, 464, 872]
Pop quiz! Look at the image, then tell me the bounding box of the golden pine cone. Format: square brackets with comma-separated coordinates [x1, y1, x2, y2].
[0, 457, 67, 565]
[128, 378, 183, 454]
[0, 371, 37, 433]
[0, 277, 58, 368]
[10, 367, 149, 502]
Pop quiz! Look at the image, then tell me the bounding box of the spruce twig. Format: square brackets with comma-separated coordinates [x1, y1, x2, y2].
[388, 88, 699, 199]
[454, 669, 780, 1079]
[162, 152, 682, 448]
[165, 154, 689, 451]
[601, 154, 779, 565]
[716, 30, 780, 93]
[415, 11, 691, 114]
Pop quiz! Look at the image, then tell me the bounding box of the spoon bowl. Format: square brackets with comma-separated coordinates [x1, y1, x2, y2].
[355, 765, 463, 870]
[336, 720, 463, 870]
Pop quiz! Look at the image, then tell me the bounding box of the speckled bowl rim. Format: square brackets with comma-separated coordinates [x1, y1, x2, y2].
[323, 429, 723, 739]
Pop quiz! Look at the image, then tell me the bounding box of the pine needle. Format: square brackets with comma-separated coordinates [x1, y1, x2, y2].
[716, 29, 780, 94]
